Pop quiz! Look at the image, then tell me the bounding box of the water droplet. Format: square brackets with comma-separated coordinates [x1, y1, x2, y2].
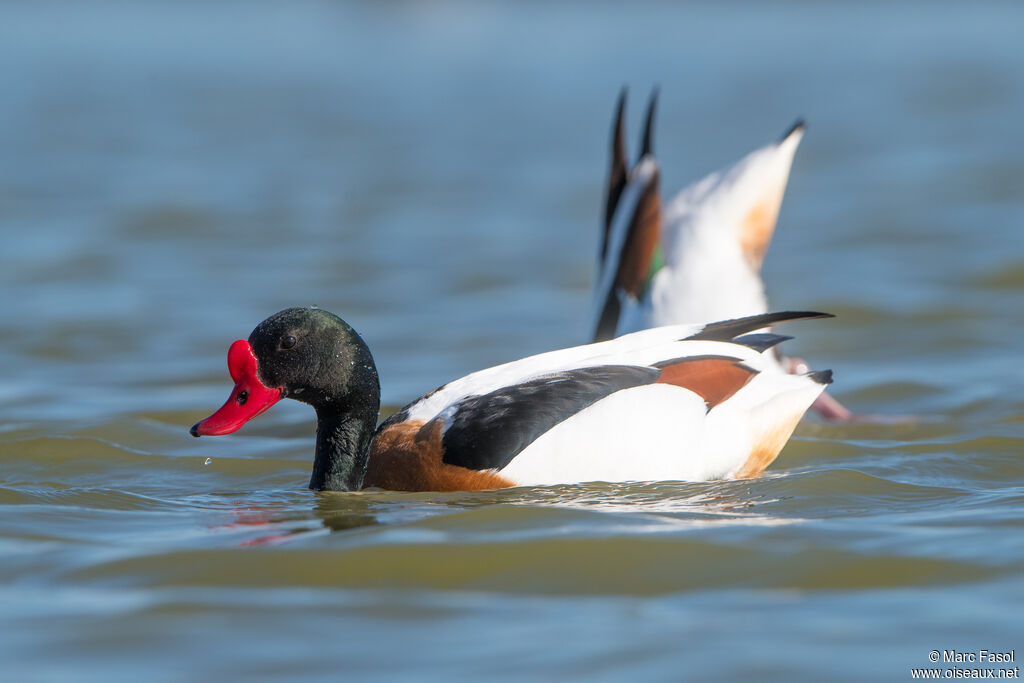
[204, 458, 212, 466]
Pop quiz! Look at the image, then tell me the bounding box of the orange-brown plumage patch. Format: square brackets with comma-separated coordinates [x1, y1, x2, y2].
[733, 409, 805, 478]
[364, 419, 515, 492]
[739, 193, 783, 270]
[615, 171, 661, 298]
[656, 358, 756, 408]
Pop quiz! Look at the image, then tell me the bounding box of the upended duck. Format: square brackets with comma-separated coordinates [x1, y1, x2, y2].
[593, 89, 852, 420]
[191, 307, 832, 492]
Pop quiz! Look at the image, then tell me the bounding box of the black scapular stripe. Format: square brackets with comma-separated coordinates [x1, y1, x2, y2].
[441, 365, 660, 472]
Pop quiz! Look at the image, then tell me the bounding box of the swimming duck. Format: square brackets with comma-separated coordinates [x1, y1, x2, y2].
[191, 307, 832, 491]
[593, 89, 851, 420]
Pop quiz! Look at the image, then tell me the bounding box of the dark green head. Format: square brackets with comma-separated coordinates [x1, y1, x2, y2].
[248, 307, 380, 414]
[191, 307, 382, 491]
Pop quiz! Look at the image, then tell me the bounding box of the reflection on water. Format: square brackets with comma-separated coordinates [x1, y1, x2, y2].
[313, 495, 382, 535]
[1, 0, 1023, 680]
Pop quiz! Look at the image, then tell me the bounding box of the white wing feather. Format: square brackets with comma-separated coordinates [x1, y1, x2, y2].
[625, 129, 804, 333]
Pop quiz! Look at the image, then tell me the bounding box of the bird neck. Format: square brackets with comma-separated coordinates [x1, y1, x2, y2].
[306, 353, 381, 493]
[308, 400, 379, 492]
[300, 320, 382, 492]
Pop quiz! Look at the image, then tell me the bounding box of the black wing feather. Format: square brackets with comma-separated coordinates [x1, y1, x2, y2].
[593, 289, 622, 344]
[686, 311, 832, 343]
[779, 118, 806, 143]
[731, 333, 793, 353]
[639, 86, 658, 160]
[602, 88, 629, 262]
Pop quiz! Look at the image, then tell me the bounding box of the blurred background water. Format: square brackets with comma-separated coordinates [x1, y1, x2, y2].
[1, 1, 1022, 680]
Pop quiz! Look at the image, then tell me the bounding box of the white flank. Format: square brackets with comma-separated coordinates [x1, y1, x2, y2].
[499, 363, 824, 486]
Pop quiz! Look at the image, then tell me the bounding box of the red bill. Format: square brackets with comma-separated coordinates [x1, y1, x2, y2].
[191, 339, 283, 437]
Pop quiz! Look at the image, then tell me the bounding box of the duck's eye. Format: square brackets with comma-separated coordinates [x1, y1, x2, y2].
[280, 335, 296, 350]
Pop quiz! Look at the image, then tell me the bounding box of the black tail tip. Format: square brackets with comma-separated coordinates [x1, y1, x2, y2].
[780, 118, 806, 142]
[614, 87, 628, 118]
[806, 369, 833, 385]
[640, 86, 660, 159]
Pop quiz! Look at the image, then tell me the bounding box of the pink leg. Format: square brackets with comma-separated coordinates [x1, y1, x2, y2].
[809, 391, 854, 421]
